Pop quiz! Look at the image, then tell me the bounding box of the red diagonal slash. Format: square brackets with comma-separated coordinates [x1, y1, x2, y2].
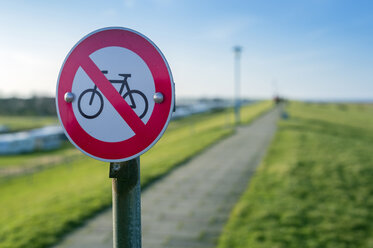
[80, 56, 146, 134]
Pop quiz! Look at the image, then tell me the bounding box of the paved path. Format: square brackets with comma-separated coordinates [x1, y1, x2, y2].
[53, 108, 279, 248]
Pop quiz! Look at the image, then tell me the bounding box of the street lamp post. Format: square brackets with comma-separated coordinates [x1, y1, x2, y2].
[233, 46, 242, 124]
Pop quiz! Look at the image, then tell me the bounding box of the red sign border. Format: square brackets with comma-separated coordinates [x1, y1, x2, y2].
[56, 27, 174, 162]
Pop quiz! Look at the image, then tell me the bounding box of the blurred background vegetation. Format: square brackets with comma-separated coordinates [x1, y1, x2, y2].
[0, 97, 56, 116]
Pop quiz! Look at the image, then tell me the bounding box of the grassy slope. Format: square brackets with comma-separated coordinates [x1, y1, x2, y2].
[0, 143, 80, 170]
[218, 102, 373, 248]
[0, 116, 58, 132]
[0, 101, 272, 248]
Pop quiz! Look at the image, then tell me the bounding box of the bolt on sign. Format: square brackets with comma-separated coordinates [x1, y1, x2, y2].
[56, 27, 175, 162]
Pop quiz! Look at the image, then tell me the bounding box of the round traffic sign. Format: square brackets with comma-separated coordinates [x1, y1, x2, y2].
[56, 27, 174, 162]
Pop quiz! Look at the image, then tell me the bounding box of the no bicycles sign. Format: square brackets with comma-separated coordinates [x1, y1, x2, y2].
[56, 27, 175, 162]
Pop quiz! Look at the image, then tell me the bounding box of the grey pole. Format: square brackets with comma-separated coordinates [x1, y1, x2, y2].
[233, 46, 242, 124]
[109, 158, 141, 248]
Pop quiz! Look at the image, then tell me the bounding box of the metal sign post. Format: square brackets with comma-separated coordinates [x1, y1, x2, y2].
[110, 158, 141, 248]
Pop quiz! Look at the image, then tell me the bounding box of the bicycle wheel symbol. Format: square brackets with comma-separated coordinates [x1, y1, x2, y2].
[78, 87, 104, 119]
[123, 90, 148, 119]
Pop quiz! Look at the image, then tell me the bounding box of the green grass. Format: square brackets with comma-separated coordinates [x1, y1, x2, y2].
[0, 142, 79, 169]
[0, 101, 273, 248]
[217, 102, 373, 248]
[0, 116, 58, 132]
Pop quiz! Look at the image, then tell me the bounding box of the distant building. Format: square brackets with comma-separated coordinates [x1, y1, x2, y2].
[0, 125, 9, 133]
[172, 98, 233, 119]
[29, 125, 65, 151]
[0, 132, 35, 155]
[0, 125, 65, 155]
[172, 106, 192, 119]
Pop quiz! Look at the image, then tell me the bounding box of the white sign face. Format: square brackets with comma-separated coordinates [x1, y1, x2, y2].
[56, 27, 175, 162]
[71, 47, 155, 142]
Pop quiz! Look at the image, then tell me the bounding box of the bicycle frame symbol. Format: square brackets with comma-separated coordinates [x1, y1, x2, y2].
[77, 71, 148, 119]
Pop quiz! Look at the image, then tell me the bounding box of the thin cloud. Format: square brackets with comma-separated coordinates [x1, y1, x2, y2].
[124, 0, 136, 8]
[150, 0, 173, 6]
[200, 16, 260, 41]
[101, 8, 118, 18]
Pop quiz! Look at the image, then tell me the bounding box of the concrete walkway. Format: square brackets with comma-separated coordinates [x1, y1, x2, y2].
[53, 108, 279, 248]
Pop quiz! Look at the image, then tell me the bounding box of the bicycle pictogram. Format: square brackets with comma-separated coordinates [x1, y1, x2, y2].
[77, 71, 148, 119]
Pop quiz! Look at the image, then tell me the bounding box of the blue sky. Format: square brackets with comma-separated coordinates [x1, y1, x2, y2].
[0, 0, 372, 100]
